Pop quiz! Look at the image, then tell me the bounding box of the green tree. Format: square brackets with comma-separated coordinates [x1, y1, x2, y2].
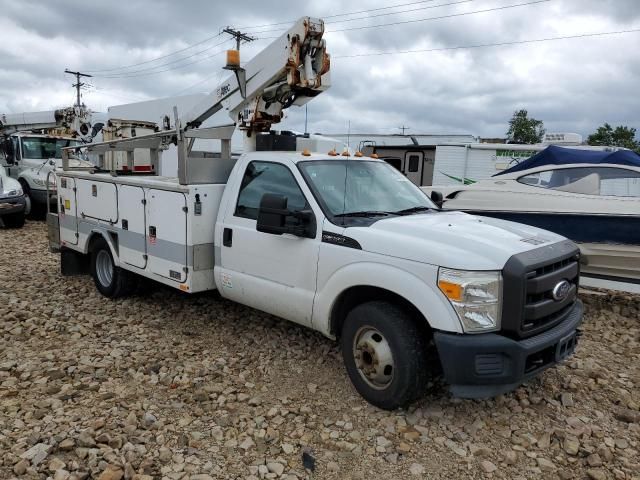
[588, 123, 640, 153]
[506, 109, 546, 144]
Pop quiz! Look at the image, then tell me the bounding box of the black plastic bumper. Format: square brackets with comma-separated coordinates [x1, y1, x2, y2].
[0, 195, 26, 216]
[434, 300, 583, 399]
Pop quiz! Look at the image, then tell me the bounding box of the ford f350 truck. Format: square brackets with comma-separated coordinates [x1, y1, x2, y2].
[47, 17, 582, 409]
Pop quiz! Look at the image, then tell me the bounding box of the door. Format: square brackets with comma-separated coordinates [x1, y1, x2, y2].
[58, 176, 78, 246]
[146, 189, 188, 282]
[118, 185, 147, 269]
[218, 160, 320, 327]
[404, 152, 424, 186]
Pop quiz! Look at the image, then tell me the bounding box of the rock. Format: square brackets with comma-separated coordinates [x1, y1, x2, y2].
[560, 392, 574, 407]
[141, 412, 157, 429]
[536, 458, 556, 471]
[20, 442, 51, 465]
[409, 463, 425, 475]
[587, 469, 607, 480]
[77, 431, 96, 448]
[563, 437, 580, 455]
[59, 438, 76, 451]
[282, 443, 295, 454]
[327, 461, 340, 472]
[266, 462, 285, 476]
[614, 409, 639, 423]
[97, 466, 124, 480]
[307, 383, 317, 393]
[587, 453, 603, 467]
[480, 460, 497, 473]
[504, 450, 518, 465]
[14, 459, 29, 475]
[239, 437, 255, 450]
[49, 457, 67, 472]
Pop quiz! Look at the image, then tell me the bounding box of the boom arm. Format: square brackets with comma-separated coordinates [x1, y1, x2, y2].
[0, 106, 92, 139]
[182, 16, 330, 134]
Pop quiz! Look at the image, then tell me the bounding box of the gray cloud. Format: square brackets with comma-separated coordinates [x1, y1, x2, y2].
[0, 0, 638, 140]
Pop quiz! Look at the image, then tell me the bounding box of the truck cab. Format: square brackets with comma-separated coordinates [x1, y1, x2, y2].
[1, 133, 86, 213]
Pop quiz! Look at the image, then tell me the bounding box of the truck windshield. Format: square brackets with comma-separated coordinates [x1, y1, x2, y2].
[299, 160, 436, 220]
[21, 137, 81, 159]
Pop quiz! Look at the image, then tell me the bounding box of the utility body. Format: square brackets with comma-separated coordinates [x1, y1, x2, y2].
[48, 17, 583, 409]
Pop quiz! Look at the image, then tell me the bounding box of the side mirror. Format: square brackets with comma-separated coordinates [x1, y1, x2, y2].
[430, 190, 444, 209]
[2, 140, 15, 164]
[257, 193, 316, 238]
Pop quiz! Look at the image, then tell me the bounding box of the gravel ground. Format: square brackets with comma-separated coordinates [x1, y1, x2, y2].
[1, 221, 639, 480]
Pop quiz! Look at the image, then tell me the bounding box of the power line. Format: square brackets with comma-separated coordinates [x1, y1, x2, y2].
[93, 43, 232, 79]
[239, 0, 443, 30]
[328, 0, 552, 33]
[93, 38, 232, 78]
[85, 32, 224, 73]
[333, 28, 640, 58]
[247, 0, 477, 35]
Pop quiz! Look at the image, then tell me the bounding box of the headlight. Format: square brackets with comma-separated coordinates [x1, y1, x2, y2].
[438, 268, 502, 333]
[32, 178, 45, 186]
[1, 188, 22, 198]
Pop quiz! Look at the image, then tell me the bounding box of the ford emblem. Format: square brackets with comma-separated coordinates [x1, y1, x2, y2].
[552, 280, 571, 301]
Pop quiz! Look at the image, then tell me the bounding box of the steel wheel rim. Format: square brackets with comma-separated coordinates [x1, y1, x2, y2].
[353, 326, 395, 390]
[96, 250, 113, 287]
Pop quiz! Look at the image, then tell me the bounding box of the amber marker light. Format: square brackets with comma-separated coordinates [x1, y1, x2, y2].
[438, 280, 463, 302]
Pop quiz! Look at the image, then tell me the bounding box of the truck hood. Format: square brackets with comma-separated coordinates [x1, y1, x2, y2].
[346, 211, 566, 270]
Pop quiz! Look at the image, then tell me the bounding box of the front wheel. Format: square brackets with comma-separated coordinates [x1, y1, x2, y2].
[340, 301, 432, 410]
[90, 238, 137, 298]
[2, 212, 25, 228]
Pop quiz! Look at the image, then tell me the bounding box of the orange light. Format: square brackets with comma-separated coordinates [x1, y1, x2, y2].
[370, 153, 379, 159]
[301, 149, 311, 156]
[342, 149, 350, 157]
[438, 280, 463, 302]
[179, 284, 189, 292]
[355, 151, 364, 157]
[328, 149, 338, 156]
[226, 50, 240, 68]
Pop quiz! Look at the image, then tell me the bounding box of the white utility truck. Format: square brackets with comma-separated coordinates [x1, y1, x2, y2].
[47, 17, 583, 409]
[0, 106, 93, 213]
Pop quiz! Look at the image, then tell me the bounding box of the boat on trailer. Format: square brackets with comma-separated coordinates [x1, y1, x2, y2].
[422, 146, 640, 284]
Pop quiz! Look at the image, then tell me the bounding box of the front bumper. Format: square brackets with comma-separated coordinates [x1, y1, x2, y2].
[434, 300, 583, 398]
[0, 195, 27, 216]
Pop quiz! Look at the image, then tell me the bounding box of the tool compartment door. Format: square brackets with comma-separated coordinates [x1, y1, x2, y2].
[146, 189, 188, 282]
[58, 176, 78, 246]
[118, 185, 147, 269]
[76, 180, 118, 223]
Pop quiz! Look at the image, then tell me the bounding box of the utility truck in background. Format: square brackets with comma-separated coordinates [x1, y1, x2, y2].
[47, 17, 583, 409]
[0, 106, 93, 213]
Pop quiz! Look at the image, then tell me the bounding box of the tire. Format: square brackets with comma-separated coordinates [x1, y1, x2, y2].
[2, 212, 25, 228]
[18, 180, 32, 216]
[340, 301, 432, 410]
[90, 237, 137, 298]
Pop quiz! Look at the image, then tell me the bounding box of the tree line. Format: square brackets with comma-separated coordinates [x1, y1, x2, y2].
[506, 109, 640, 153]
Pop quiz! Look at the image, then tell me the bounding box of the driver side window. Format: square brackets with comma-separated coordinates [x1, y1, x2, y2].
[235, 161, 308, 220]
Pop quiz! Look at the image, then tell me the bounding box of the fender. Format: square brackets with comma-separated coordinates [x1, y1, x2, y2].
[84, 228, 121, 267]
[312, 261, 462, 337]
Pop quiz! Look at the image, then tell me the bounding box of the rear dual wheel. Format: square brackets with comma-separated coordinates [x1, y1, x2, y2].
[2, 212, 25, 228]
[90, 238, 137, 298]
[340, 301, 432, 410]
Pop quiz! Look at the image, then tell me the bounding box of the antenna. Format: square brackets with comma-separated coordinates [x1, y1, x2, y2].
[222, 27, 256, 50]
[64, 69, 93, 107]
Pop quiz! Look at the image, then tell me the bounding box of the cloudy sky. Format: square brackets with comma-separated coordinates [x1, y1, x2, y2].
[1, 0, 639, 139]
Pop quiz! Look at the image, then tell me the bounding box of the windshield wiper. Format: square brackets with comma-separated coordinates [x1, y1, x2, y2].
[334, 211, 395, 218]
[394, 206, 433, 215]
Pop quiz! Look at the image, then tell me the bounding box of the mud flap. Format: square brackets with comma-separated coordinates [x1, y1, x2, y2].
[61, 248, 90, 276]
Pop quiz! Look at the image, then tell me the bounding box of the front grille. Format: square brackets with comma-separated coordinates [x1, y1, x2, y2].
[522, 257, 579, 332]
[501, 240, 580, 339]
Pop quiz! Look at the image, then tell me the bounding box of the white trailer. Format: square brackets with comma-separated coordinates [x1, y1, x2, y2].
[48, 17, 583, 409]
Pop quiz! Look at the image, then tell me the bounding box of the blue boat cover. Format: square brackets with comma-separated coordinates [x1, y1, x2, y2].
[494, 145, 640, 176]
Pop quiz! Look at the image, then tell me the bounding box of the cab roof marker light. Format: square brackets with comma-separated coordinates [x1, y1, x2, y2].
[328, 149, 338, 156]
[342, 149, 350, 157]
[355, 151, 364, 157]
[301, 149, 311, 156]
[370, 153, 379, 159]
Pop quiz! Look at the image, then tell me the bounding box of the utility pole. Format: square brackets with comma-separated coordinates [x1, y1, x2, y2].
[222, 27, 255, 50]
[64, 69, 92, 107]
[397, 125, 410, 135]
